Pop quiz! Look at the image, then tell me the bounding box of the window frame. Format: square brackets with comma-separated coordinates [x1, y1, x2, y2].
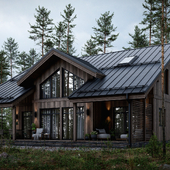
[40, 69, 60, 99]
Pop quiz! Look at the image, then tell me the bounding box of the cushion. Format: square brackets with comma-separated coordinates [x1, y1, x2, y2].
[97, 134, 110, 139]
[96, 128, 106, 134]
[120, 134, 128, 139]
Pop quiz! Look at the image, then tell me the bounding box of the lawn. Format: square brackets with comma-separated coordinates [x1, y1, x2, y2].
[0, 141, 170, 170]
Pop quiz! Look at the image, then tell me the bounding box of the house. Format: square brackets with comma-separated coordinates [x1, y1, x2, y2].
[0, 44, 170, 145]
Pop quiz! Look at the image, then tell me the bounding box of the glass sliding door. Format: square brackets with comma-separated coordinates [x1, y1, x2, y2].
[51, 109, 60, 139]
[77, 107, 84, 139]
[40, 109, 60, 139]
[41, 110, 51, 134]
[22, 112, 32, 139]
[63, 108, 73, 140]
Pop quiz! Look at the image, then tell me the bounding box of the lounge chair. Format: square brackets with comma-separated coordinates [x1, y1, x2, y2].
[32, 128, 43, 140]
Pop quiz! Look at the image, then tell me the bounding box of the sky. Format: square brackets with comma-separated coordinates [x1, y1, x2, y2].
[0, 0, 146, 57]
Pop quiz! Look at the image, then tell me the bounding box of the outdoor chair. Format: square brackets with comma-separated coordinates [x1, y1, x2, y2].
[32, 128, 43, 140]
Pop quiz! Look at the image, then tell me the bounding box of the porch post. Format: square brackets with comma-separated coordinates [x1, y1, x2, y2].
[60, 107, 62, 140]
[73, 103, 77, 141]
[128, 101, 132, 148]
[12, 106, 16, 140]
[144, 99, 146, 141]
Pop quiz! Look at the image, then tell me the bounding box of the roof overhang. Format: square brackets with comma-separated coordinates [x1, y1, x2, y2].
[17, 49, 105, 87]
[69, 93, 146, 103]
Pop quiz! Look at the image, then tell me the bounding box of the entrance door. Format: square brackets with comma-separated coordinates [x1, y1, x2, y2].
[114, 107, 128, 137]
[22, 112, 32, 139]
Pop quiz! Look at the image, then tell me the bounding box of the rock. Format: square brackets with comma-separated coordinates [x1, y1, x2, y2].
[0, 152, 8, 158]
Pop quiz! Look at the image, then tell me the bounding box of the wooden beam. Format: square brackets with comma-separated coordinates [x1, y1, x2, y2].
[0, 103, 13, 108]
[12, 106, 16, 140]
[73, 103, 77, 141]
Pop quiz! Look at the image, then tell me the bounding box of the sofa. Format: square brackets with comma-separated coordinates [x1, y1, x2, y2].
[96, 128, 111, 140]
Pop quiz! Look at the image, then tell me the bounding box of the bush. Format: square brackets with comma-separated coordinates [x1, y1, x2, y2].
[146, 133, 162, 157]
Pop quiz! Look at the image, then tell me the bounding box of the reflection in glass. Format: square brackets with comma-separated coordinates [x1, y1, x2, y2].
[41, 70, 60, 99]
[63, 108, 73, 140]
[52, 109, 60, 139]
[63, 69, 84, 97]
[77, 107, 84, 139]
[23, 112, 32, 139]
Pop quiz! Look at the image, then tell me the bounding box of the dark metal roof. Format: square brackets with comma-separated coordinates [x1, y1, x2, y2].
[69, 44, 170, 99]
[0, 71, 34, 104]
[17, 48, 104, 85]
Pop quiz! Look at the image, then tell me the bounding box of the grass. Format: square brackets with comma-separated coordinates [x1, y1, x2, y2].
[0, 141, 170, 169]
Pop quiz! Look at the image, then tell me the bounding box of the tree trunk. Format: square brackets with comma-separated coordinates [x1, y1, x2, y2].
[104, 34, 106, 53]
[165, 4, 167, 44]
[161, 0, 166, 157]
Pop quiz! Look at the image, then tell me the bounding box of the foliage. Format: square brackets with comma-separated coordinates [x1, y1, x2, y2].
[123, 25, 149, 49]
[3, 37, 19, 78]
[44, 39, 54, 53]
[29, 48, 40, 66]
[61, 4, 77, 55]
[146, 133, 162, 157]
[90, 131, 98, 135]
[0, 50, 9, 84]
[82, 38, 99, 56]
[85, 134, 90, 137]
[92, 11, 119, 53]
[31, 123, 36, 131]
[109, 128, 115, 137]
[28, 6, 54, 57]
[16, 51, 31, 73]
[53, 21, 66, 50]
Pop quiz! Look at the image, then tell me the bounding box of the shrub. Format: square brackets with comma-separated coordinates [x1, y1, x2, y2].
[146, 133, 162, 157]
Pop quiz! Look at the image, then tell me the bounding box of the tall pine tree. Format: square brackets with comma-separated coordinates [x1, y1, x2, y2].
[140, 0, 157, 45]
[82, 38, 99, 56]
[53, 22, 66, 50]
[123, 25, 149, 49]
[16, 51, 30, 73]
[28, 6, 54, 57]
[0, 50, 9, 84]
[61, 4, 77, 55]
[29, 48, 40, 66]
[3, 37, 18, 78]
[92, 11, 119, 53]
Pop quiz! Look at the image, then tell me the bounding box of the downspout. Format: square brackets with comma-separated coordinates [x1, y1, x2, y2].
[126, 93, 132, 148]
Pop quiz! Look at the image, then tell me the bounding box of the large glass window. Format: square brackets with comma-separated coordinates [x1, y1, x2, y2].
[63, 69, 84, 97]
[62, 108, 73, 140]
[77, 107, 84, 139]
[41, 70, 60, 99]
[41, 109, 60, 139]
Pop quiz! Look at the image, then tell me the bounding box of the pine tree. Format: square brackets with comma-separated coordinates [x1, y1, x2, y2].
[29, 48, 40, 66]
[28, 6, 54, 57]
[140, 0, 157, 45]
[44, 39, 54, 53]
[0, 50, 9, 84]
[16, 51, 30, 73]
[3, 37, 19, 78]
[92, 11, 119, 53]
[53, 22, 66, 50]
[61, 4, 77, 55]
[123, 25, 149, 49]
[82, 38, 99, 56]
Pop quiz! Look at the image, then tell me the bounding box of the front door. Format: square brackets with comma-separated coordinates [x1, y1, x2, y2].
[22, 112, 32, 139]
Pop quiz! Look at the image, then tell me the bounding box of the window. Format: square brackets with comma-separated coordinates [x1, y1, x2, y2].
[40, 70, 60, 99]
[118, 56, 137, 66]
[77, 107, 84, 139]
[63, 69, 84, 97]
[62, 108, 73, 140]
[159, 108, 166, 127]
[165, 69, 169, 94]
[41, 109, 60, 139]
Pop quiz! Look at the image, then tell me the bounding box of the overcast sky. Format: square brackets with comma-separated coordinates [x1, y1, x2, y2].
[0, 0, 145, 57]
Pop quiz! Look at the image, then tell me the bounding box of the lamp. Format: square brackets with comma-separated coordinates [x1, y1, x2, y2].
[34, 112, 37, 117]
[16, 115, 18, 120]
[87, 109, 90, 116]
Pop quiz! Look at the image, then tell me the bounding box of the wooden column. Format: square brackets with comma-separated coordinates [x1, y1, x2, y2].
[73, 103, 77, 141]
[128, 100, 132, 147]
[12, 106, 16, 140]
[60, 67, 62, 98]
[143, 99, 146, 141]
[60, 106, 62, 140]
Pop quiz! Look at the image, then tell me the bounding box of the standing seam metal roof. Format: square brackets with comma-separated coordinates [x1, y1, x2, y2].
[69, 44, 170, 99]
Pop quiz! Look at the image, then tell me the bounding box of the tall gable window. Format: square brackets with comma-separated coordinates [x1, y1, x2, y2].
[41, 70, 60, 99]
[63, 69, 84, 97]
